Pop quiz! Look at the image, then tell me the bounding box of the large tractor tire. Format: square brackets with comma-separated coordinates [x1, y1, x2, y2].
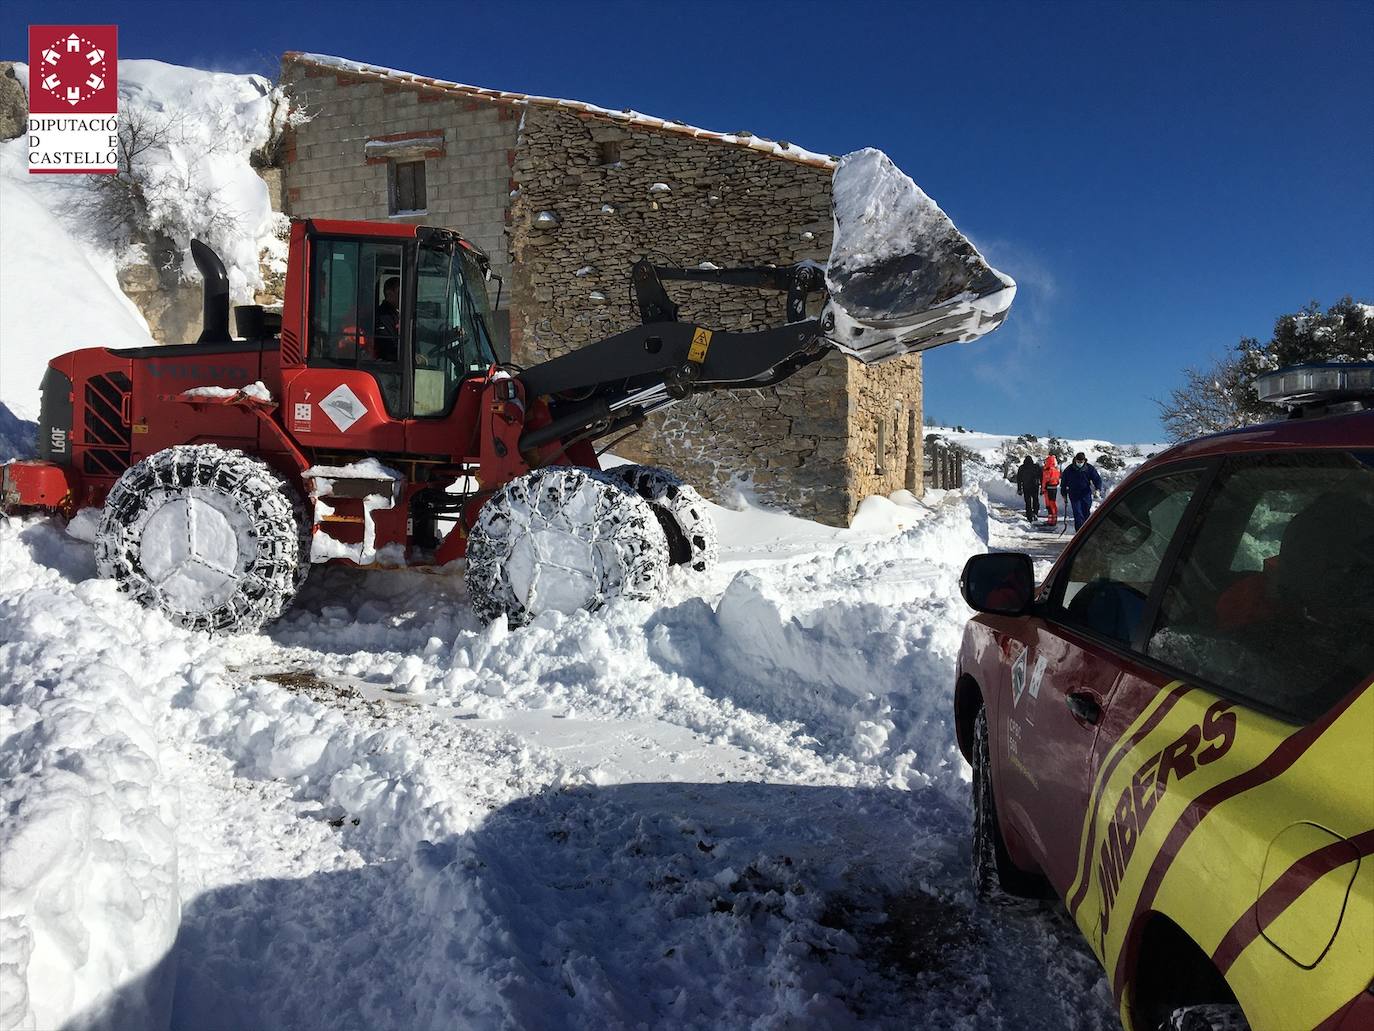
[95, 444, 308, 634]
[465, 466, 668, 626]
[604, 464, 718, 574]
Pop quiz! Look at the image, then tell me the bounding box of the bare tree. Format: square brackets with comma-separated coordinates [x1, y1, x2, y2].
[75, 104, 182, 241]
[75, 102, 243, 281]
[1155, 354, 1264, 443]
[1157, 297, 1372, 442]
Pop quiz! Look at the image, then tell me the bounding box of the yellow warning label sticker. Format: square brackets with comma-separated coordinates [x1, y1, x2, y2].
[688, 327, 713, 364]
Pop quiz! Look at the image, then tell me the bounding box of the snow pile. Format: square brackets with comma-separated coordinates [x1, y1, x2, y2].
[0, 519, 491, 1030]
[0, 60, 290, 435]
[702, 496, 988, 784]
[0, 530, 191, 1029]
[180, 381, 274, 402]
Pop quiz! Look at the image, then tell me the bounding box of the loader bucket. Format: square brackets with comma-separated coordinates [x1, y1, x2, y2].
[823, 148, 1016, 364]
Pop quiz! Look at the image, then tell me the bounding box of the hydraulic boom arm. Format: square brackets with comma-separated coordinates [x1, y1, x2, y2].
[518, 147, 1016, 454]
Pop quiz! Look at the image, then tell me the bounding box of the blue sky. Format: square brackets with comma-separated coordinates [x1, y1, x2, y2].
[4, 0, 1371, 441]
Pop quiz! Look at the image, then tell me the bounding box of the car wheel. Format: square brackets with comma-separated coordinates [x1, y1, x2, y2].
[972, 706, 1050, 900]
[1160, 1004, 1249, 1031]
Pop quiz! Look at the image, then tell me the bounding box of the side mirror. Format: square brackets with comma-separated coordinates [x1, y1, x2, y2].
[960, 552, 1035, 616]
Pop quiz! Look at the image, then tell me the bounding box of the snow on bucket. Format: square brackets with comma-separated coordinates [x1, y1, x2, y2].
[823, 148, 1016, 364]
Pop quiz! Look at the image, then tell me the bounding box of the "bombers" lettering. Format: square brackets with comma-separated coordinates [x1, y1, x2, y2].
[1097, 700, 1237, 934]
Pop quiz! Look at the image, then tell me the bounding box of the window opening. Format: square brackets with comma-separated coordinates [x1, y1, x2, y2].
[413, 242, 498, 417]
[307, 238, 405, 414]
[389, 159, 427, 215]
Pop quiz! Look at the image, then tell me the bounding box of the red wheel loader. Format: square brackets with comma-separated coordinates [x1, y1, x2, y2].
[1, 150, 1015, 631]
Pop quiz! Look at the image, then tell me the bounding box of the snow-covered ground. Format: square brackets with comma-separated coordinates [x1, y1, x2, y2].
[0, 484, 1116, 1031]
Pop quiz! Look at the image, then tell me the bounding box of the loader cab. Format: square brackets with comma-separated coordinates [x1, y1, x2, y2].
[296, 223, 498, 437]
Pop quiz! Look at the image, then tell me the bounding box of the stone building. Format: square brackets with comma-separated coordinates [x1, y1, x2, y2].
[279, 53, 924, 525]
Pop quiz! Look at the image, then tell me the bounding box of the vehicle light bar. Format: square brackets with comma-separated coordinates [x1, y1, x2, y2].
[1253, 362, 1374, 406]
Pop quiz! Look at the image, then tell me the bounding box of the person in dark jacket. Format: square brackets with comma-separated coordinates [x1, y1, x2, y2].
[1015, 456, 1042, 523]
[1060, 452, 1104, 531]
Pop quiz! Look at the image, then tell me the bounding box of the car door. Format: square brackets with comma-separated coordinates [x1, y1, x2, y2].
[1073, 448, 1374, 1026]
[999, 465, 1207, 895]
[282, 235, 408, 453]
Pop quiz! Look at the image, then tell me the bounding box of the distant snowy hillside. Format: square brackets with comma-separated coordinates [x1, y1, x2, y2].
[927, 425, 1166, 470]
[0, 60, 286, 444]
[925, 424, 1165, 506]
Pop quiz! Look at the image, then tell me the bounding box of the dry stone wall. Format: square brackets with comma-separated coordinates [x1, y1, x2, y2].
[846, 357, 924, 508]
[510, 106, 872, 523]
[279, 58, 928, 524]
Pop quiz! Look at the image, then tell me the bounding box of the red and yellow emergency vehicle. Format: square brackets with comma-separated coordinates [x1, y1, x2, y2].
[954, 364, 1374, 1031]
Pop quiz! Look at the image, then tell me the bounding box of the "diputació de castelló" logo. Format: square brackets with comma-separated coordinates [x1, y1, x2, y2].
[27, 25, 119, 174]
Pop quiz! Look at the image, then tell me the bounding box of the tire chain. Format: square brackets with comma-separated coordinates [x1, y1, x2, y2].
[465, 466, 668, 626]
[604, 464, 718, 574]
[95, 444, 308, 634]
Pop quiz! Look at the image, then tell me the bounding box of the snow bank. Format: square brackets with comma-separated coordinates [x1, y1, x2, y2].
[1, 59, 288, 425]
[0, 525, 192, 1030]
[0, 520, 481, 1030]
[701, 497, 987, 786]
[0, 163, 154, 422]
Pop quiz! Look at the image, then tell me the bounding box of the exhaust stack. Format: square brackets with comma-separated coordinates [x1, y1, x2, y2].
[191, 239, 232, 344]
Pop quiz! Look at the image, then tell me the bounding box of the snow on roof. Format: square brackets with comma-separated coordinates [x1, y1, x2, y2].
[284, 52, 837, 170]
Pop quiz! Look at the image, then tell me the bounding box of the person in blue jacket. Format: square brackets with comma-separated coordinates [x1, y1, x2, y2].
[1059, 452, 1103, 531]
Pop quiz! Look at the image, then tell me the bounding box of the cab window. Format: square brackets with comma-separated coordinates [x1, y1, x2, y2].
[1145, 451, 1374, 722]
[308, 239, 405, 415]
[413, 243, 498, 417]
[1049, 470, 1202, 646]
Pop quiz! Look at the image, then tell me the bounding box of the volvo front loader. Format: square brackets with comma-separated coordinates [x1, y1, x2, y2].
[1, 149, 1015, 631]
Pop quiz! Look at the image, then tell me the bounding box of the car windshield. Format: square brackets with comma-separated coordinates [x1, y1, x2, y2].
[413, 243, 497, 416]
[460, 246, 497, 353]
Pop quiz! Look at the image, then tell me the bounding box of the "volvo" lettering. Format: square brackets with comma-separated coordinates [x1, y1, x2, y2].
[146, 363, 251, 381]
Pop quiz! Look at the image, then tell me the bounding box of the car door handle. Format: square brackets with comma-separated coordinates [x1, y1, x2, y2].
[1066, 691, 1102, 725]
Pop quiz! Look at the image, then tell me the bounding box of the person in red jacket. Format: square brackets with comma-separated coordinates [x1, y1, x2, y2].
[1042, 454, 1061, 527]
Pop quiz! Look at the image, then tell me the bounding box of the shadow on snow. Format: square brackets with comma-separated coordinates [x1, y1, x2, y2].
[65, 783, 1112, 1031]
